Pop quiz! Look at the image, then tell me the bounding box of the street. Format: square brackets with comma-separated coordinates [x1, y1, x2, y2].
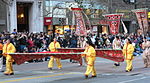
[0, 56, 150, 83]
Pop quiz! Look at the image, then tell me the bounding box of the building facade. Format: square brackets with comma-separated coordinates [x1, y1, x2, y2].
[1, 0, 150, 34]
[43, 0, 108, 35]
[6, 0, 44, 33]
[0, 0, 7, 32]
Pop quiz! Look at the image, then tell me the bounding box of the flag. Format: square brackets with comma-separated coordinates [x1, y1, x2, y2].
[72, 8, 87, 36]
[132, 8, 149, 33]
[103, 13, 124, 35]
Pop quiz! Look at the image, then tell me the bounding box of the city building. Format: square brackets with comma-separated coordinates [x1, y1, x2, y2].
[44, 0, 150, 35]
[0, 0, 7, 32]
[1, 0, 150, 34]
[43, 0, 108, 35]
[4, 0, 44, 33]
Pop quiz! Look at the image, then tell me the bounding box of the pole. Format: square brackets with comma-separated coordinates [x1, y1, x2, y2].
[134, 0, 137, 9]
[108, 0, 112, 13]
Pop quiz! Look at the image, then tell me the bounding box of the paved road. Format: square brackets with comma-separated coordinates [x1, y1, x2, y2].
[0, 56, 150, 83]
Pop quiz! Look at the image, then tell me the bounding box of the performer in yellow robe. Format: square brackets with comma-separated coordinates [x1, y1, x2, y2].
[84, 41, 96, 78]
[48, 38, 62, 70]
[3, 39, 16, 75]
[122, 38, 134, 72]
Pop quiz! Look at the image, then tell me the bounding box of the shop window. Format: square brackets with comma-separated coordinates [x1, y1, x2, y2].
[55, 26, 64, 34]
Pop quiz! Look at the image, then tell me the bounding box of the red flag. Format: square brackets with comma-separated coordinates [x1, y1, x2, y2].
[103, 14, 123, 35]
[72, 8, 87, 36]
[132, 8, 149, 33]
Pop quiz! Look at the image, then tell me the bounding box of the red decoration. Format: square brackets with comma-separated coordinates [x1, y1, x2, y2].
[44, 17, 52, 25]
[103, 14, 123, 35]
[132, 8, 149, 33]
[9, 52, 82, 65]
[58, 48, 124, 62]
[9, 49, 124, 66]
[71, 8, 82, 10]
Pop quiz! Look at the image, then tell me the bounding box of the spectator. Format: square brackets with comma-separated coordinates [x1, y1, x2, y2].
[12, 29, 17, 34]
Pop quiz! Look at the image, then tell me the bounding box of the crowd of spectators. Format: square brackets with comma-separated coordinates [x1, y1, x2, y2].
[0, 29, 150, 63]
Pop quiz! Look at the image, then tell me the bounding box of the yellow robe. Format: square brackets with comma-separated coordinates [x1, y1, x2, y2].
[3, 43, 16, 74]
[84, 46, 96, 76]
[122, 44, 134, 60]
[122, 43, 134, 71]
[48, 42, 62, 68]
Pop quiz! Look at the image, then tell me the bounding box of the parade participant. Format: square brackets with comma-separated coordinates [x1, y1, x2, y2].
[79, 36, 87, 66]
[84, 41, 96, 78]
[122, 38, 134, 72]
[142, 37, 150, 68]
[48, 38, 62, 70]
[3, 38, 16, 75]
[0, 39, 3, 72]
[112, 36, 122, 66]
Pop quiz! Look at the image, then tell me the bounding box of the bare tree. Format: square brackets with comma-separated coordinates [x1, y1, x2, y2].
[2, 0, 13, 6]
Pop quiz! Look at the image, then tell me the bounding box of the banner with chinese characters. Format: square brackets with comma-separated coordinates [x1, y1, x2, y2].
[9, 52, 83, 65]
[103, 13, 123, 35]
[132, 8, 149, 33]
[72, 8, 87, 36]
[58, 48, 124, 62]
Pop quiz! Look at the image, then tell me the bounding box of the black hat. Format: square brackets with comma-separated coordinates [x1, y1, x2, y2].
[86, 40, 95, 48]
[127, 38, 132, 44]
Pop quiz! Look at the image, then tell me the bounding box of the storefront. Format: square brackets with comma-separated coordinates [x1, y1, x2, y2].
[99, 20, 109, 34]
[54, 25, 75, 35]
[43, 0, 109, 36]
[0, 1, 7, 31]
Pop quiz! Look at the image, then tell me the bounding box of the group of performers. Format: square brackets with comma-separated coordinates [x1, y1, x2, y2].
[0, 37, 150, 79]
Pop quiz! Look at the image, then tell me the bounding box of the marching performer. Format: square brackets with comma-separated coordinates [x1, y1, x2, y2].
[142, 37, 150, 68]
[112, 36, 122, 66]
[48, 38, 62, 70]
[122, 38, 134, 72]
[3, 38, 16, 75]
[84, 41, 96, 78]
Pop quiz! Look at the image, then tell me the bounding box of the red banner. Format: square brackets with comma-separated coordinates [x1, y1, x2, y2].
[103, 14, 123, 35]
[9, 49, 124, 66]
[9, 52, 82, 65]
[58, 48, 124, 62]
[132, 8, 149, 33]
[44, 17, 52, 25]
[72, 8, 87, 36]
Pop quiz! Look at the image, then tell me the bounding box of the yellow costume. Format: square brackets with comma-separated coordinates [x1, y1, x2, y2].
[3, 43, 16, 74]
[84, 46, 96, 76]
[122, 43, 134, 72]
[48, 41, 62, 69]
